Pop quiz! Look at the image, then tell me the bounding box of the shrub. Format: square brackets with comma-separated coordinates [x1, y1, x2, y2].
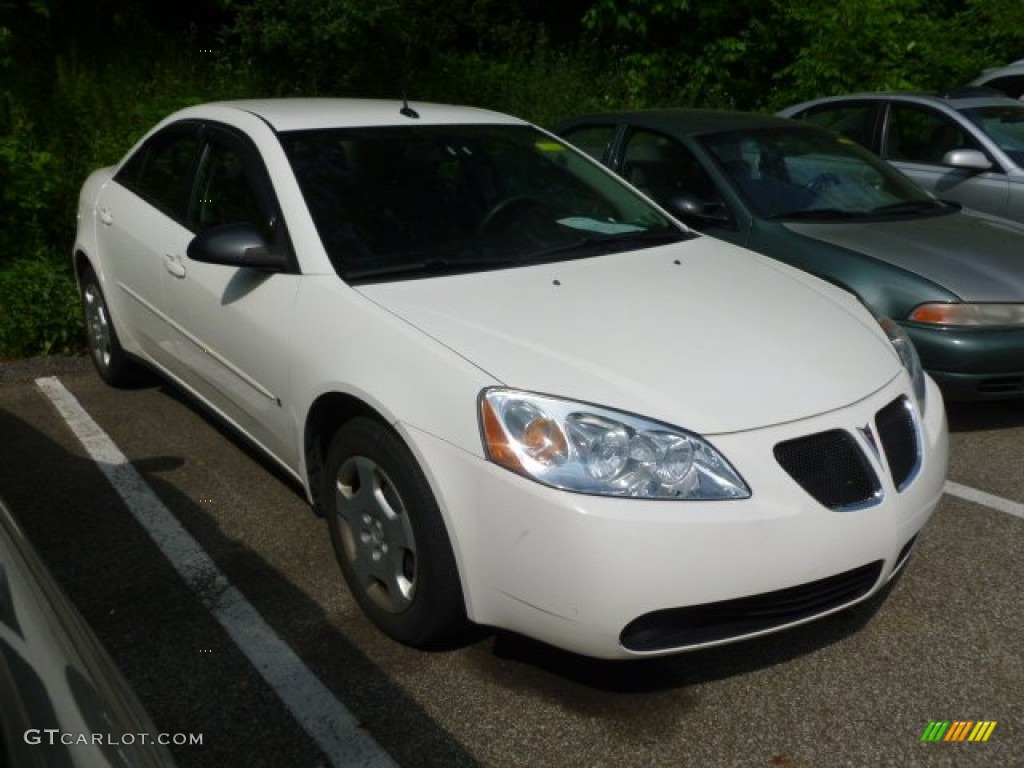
[0, 256, 82, 359]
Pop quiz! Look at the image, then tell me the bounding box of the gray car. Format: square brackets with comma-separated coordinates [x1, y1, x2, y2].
[778, 90, 1024, 223]
[971, 61, 1024, 99]
[0, 497, 176, 767]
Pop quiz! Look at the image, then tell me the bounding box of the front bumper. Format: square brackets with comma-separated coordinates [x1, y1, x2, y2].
[906, 322, 1024, 399]
[405, 375, 948, 659]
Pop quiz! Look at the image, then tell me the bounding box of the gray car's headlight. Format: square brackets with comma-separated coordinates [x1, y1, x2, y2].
[479, 388, 750, 500]
[880, 317, 926, 411]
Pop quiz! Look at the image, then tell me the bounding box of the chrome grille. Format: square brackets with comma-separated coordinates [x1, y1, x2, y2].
[775, 396, 922, 510]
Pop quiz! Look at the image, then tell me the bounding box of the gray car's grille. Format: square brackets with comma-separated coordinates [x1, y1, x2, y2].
[775, 396, 922, 510]
[774, 430, 880, 510]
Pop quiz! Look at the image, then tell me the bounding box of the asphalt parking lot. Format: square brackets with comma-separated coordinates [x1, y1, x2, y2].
[1, 355, 1021, 767]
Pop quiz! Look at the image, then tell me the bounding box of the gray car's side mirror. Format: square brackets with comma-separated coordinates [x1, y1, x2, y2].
[942, 148, 993, 172]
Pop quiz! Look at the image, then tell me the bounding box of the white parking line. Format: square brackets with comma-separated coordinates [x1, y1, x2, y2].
[945, 480, 1024, 520]
[35, 376, 397, 768]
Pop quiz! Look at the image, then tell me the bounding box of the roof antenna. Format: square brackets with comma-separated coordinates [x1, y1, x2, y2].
[400, 93, 419, 119]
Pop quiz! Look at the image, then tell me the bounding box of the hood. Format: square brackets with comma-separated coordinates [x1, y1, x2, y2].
[784, 210, 1024, 302]
[356, 239, 901, 434]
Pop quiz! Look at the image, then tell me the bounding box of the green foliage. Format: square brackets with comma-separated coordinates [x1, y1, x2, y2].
[583, 0, 692, 38]
[0, 2, 262, 358]
[763, 0, 1024, 109]
[770, 0, 939, 106]
[946, 0, 1024, 83]
[4, 0, 1024, 360]
[0, 121, 59, 257]
[224, 0, 416, 95]
[418, 31, 627, 124]
[0, 257, 81, 358]
[577, 0, 1024, 111]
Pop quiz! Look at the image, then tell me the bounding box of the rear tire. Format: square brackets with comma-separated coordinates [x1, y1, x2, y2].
[322, 417, 467, 647]
[79, 267, 144, 387]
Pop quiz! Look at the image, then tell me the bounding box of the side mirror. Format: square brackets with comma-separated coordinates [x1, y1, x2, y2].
[668, 193, 732, 228]
[187, 222, 287, 271]
[942, 148, 993, 172]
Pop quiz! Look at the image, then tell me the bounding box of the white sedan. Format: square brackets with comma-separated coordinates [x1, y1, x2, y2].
[73, 99, 948, 659]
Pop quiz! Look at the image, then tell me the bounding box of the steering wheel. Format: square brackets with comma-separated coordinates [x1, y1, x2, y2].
[805, 172, 841, 194]
[477, 195, 544, 234]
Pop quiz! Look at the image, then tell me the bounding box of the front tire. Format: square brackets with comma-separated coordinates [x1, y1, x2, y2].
[322, 417, 467, 647]
[79, 267, 144, 387]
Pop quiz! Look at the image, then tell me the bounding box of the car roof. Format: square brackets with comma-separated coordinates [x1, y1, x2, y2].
[974, 60, 1024, 79]
[175, 98, 526, 132]
[557, 109, 799, 137]
[789, 90, 1023, 111]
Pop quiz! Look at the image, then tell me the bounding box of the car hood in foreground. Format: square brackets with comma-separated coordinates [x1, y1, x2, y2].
[784, 211, 1024, 302]
[357, 238, 900, 435]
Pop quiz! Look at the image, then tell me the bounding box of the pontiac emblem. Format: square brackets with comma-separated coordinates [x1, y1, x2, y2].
[858, 424, 880, 460]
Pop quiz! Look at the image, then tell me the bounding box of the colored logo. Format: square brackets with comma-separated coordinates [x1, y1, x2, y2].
[921, 721, 997, 742]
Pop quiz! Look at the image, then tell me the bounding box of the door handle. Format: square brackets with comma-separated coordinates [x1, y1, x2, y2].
[99, 207, 113, 226]
[164, 253, 186, 278]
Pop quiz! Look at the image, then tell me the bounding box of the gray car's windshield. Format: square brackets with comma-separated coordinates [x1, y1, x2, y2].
[960, 105, 1024, 166]
[700, 126, 950, 220]
[280, 124, 686, 282]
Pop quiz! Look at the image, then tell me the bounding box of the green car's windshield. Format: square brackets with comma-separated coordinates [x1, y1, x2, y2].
[960, 105, 1024, 166]
[700, 126, 950, 220]
[280, 124, 686, 282]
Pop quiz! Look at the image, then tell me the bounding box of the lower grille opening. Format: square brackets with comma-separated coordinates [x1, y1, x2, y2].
[620, 561, 883, 652]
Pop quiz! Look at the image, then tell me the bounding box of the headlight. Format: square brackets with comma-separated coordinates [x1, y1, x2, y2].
[479, 389, 750, 500]
[879, 317, 926, 411]
[909, 302, 1024, 327]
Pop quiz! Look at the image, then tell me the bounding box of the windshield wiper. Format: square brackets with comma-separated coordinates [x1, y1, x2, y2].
[868, 200, 955, 216]
[343, 231, 690, 281]
[344, 255, 516, 282]
[771, 208, 866, 221]
[519, 229, 692, 263]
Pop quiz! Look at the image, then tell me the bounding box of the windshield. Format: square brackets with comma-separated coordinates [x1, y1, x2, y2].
[280, 124, 684, 282]
[700, 126, 949, 220]
[960, 105, 1024, 166]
